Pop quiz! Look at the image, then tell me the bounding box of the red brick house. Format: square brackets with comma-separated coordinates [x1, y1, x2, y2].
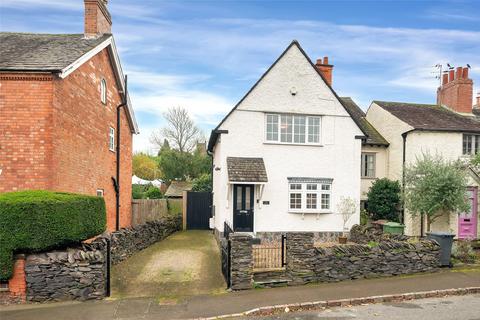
[0, 0, 139, 232]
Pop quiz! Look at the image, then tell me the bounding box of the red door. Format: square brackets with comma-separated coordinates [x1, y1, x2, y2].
[458, 187, 478, 239]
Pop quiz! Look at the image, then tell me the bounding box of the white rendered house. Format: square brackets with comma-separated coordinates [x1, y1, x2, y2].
[207, 41, 368, 240]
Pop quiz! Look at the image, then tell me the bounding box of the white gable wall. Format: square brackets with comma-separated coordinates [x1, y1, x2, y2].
[212, 44, 363, 234]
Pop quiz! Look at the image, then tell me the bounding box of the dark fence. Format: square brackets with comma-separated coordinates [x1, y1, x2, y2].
[252, 235, 286, 269]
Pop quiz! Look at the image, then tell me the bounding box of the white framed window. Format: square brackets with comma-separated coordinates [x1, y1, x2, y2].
[265, 114, 321, 145]
[463, 134, 480, 155]
[288, 179, 332, 212]
[96, 189, 104, 197]
[101, 78, 107, 104]
[361, 153, 376, 178]
[109, 127, 115, 152]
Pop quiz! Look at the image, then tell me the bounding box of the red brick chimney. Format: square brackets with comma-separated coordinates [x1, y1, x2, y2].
[437, 66, 473, 114]
[315, 56, 333, 86]
[84, 0, 112, 38]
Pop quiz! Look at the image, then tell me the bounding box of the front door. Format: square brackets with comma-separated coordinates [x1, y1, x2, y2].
[233, 184, 254, 232]
[458, 187, 478, 239]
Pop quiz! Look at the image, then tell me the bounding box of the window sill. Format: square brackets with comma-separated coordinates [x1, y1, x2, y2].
[264, 142, 323, 147]
[109, 149, 116, 153]
[361, 177, 376, 180]
[288, 210, 332, 214]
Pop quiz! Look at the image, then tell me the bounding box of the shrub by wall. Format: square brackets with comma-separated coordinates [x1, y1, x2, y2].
[0, 190, 106, 280]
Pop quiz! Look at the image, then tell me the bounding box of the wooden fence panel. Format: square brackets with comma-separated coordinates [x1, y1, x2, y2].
[131, 199, 168, 226]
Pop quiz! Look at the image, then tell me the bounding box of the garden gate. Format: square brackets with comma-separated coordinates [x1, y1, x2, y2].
[185, 191, 212, 230]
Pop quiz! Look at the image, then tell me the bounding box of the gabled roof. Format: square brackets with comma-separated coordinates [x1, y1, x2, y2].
[0, 33, 111, 71]
[373, 101, 480, 134]
[227, 157, 268, 183]
[207, 40, 368, 152]
[341, 97, 389, 146]
[0, 32, 139, 134]
[165, 181, 193, 198]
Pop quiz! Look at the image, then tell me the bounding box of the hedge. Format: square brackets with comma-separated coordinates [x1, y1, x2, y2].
[0, 190, 106, 280]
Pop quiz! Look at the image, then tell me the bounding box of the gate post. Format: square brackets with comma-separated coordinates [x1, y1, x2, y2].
[286, 233, 316, 285]
[182, 191, 187, 230]
[230, 233, 253, 290]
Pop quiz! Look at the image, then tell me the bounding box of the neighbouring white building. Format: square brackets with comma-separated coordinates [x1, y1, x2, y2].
[364, 66, 480, 239]
[207, 41, 368, 241]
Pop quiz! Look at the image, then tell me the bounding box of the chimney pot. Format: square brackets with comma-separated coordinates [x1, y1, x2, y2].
[456, 67, 463, 80]
[449, 69, 455, 82]
[462, 67, 469, 79]
[315, 56, 334, 86]
[442, 73, 449, 85]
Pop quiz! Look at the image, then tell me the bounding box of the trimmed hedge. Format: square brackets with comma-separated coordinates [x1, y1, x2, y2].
[0, 190, 106, 280]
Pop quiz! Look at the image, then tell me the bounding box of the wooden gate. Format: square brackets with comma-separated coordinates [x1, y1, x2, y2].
[186, 191, 212, 230]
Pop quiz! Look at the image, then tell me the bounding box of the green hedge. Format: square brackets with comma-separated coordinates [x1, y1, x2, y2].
[0, 190, 106, 280]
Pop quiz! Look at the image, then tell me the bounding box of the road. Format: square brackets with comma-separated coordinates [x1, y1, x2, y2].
[243, 294, 480, 320]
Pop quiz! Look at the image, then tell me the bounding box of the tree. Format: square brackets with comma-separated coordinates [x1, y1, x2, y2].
[150, 107, 200, 153]
[132, 153, 161, 181]
[337, 196, 357, 235]
[366, 178, 401, 222]
[191, 173, 212, 192]
[158, 149, 193, 181]
[157, 139, 170, 157]
[404, 154, 470, 232]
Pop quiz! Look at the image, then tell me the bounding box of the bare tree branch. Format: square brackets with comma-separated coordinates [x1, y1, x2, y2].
[150, 106, 200, 153]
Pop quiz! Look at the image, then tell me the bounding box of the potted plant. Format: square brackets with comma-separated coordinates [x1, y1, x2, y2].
[337, 196, 357, 244]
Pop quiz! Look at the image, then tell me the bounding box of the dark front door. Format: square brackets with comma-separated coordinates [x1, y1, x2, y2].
[233, 184, 254, 232]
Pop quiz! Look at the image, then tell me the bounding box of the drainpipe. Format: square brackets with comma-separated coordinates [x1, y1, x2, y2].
[112, 75, 128, 231]
[401, 130, 420, 234]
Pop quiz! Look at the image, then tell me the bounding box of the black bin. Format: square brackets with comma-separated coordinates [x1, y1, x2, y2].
[426, 232, 455, 267]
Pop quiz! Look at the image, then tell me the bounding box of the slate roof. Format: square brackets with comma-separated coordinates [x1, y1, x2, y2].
[165, 181, 193, 198]
[374, 101, 480, 133]
[227, 157, 268, 183]
[340, 97, 389, 146]
[0, 32, 111, 72]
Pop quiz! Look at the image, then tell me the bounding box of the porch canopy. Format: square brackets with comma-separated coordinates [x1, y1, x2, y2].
[227, 157, 268, 184]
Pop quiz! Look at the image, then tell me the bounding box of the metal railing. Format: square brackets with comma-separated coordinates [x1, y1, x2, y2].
[252, 235, 286, 269]
[224, 221, 233, 239]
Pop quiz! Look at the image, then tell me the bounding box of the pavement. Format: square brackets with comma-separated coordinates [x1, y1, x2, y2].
[1, 267, 479, 320]
[242, 294, 480, 320]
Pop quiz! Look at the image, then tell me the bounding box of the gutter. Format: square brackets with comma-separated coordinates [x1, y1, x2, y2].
[112, 75, 128, 231]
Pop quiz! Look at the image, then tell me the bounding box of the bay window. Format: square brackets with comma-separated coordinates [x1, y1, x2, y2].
[266, 114, 321, 145]
[288, 178, 332, 212]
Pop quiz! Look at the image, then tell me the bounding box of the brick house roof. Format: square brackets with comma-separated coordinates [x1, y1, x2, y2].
[374, 101, 480, 133]
[340, 97, 389, 146]
[0, 33, 111, 71]
[227, 157, 268, 183]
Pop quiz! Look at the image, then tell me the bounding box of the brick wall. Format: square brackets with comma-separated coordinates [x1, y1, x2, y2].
[0, 49, 133, 231]
[0, 255, 26, 304]
[51, 48, 132, 231]
[0, 73, 54, 192]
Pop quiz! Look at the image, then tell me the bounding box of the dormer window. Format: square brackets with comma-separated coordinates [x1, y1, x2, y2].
[100, 78, 107, 104]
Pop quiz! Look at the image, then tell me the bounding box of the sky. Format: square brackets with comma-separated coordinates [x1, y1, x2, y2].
[1, 0, 479, 154]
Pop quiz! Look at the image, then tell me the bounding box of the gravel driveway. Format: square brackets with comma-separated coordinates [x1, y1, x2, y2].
[111, 230, 225, 302]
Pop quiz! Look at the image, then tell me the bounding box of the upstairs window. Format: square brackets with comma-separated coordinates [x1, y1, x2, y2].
[266, 114, 321, 145]
[288, 179, 332, 212]
[361, 153, 376, 178]
[101, 79, 107, 104]
[463, 134, 480, 155]
[109, 127, 115, 152]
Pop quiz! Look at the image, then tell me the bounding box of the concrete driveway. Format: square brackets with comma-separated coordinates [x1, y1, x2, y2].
[111, 230, 226, 301]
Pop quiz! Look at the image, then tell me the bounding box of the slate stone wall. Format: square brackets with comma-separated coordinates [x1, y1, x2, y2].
[21, 215, 181, 302]
[313, 241, 440, 282]
[25, 246, 106, 302]
[285, 233, 316, 285]
[230, 234, 253, 290]
[91, 215, 181, 264]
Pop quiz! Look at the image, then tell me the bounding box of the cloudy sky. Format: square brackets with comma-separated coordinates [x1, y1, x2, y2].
[1, 0, 479, 153]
